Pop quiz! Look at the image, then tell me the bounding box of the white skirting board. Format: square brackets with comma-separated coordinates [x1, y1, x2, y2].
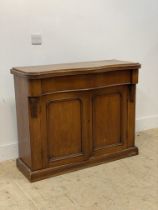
[136, 115, 158, 132]
[0, 143, 18, 162]
[0, 115, 158, 162]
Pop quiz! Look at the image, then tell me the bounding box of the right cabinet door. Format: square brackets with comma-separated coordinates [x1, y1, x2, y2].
[92, 85, 129, 156]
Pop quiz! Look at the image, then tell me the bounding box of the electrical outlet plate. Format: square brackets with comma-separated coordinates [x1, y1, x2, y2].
[31, 34, 42, 45]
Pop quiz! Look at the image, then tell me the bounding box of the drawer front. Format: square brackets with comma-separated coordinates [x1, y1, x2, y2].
[41, 70, 131, 94]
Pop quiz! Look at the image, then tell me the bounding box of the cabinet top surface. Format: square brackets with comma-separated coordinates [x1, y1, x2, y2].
[11, 59, 141, 79]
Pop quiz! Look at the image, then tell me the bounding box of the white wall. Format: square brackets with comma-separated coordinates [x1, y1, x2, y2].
[0, 0, 158, 161]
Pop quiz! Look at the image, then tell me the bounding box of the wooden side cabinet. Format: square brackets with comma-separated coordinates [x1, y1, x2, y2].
[11, 60, 141, 182]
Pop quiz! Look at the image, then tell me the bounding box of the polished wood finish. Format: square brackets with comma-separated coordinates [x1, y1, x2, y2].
[11, 59, 140, 182]
[11, 59, 140, 78]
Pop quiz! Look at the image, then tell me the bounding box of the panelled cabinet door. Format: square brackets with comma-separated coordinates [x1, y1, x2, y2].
[91, 85, 128, 156]
[41, 92, 90, 168]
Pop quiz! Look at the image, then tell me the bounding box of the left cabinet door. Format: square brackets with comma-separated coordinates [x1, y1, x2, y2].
[41, 92, 90, 168]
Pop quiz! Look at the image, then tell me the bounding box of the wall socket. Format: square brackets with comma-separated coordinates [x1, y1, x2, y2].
[31, 34, 42, 45]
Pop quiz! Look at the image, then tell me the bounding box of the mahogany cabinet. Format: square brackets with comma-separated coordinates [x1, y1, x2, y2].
[11, 60, 141, 181]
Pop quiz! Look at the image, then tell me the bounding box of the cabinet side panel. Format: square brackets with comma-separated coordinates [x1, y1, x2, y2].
[28, 96, 43, 170]
[127, 85, 136, 147]
[14, 76, 31, 168]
